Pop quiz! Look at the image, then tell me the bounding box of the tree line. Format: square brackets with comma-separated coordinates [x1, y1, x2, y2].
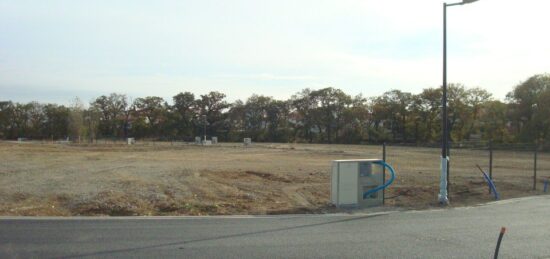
[1, 73, 549, 144]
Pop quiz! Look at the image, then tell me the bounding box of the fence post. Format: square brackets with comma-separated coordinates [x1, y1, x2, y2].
[534, 141, 538, 191]
[447, 143, 451, 195]
[489, 140, 493, 194]
[382, 142, 386, 205]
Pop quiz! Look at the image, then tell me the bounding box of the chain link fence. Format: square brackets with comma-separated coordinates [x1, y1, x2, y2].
[381, 141, 548, 205]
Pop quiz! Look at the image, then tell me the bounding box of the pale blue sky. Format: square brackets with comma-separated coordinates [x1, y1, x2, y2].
[1, 0, 549, 104]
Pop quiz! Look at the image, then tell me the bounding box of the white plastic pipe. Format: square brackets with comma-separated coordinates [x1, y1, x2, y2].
[439, 156, 449, 204]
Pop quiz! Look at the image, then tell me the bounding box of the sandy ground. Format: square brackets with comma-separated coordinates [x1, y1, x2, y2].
[0, 141, 548, 216]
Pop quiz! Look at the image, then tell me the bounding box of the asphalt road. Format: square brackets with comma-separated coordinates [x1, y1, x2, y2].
[1, 196, 549, 258]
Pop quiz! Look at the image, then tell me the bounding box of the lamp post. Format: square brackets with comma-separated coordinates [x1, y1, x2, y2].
[439, 0, 479, 205]
[202, 114, 207, 143]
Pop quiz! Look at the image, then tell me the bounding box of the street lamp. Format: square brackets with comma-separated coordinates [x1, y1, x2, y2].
[202, 114, 207, 143]
[439, 0, 480, 205]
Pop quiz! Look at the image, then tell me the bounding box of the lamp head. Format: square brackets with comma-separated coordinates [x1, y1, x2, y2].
[462, 0, 479, 4]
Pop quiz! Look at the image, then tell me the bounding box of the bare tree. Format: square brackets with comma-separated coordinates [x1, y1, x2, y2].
[68, 97, 85, 143]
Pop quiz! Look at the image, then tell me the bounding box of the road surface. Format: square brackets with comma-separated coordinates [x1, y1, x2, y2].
[1, 196, 549, 258]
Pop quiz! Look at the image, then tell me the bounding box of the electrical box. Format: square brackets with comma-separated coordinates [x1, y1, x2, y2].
[331, 159, 385, 208]
[127, 138, 135, 145]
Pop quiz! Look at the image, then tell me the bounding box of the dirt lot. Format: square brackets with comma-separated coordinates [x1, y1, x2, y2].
[0, 141, 548, 216]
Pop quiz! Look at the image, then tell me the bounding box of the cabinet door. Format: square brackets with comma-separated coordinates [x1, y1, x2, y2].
[338, 162, 358, 205]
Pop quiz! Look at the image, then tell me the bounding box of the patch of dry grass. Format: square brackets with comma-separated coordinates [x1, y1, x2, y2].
[0, 141, 548, 216]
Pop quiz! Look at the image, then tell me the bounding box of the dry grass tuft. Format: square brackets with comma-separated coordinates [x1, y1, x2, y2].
[0, 141, 548, 216]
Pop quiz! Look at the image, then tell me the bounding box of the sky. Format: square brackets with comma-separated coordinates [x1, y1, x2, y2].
[1, 0, 549, 105]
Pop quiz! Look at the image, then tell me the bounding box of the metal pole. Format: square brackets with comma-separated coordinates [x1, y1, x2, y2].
[534, 142, 538, 191]
[439, 2, 449, 205]
[203, 115, 207, 143]
[489, 140, 493, 194]
[443, 2, 448, 171]
[438, 0, 482, 203]
[383, 142, 387, 205]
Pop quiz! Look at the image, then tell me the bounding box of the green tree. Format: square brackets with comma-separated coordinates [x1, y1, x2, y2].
[290, 88, 318, 143]
[90, 93, 129, 138]
[172, 92, 196, 138]
[310, 87, 352, 143]
[243, 94, 272, 141]
[226, 100, 246, 141]
[266, 99, 291, 142]
[43, 103, 69, 140]
[479, 100, 511, 143]
[195, 91, 230, 139]
[371, 90, 413, 142]
[133, 96, 167, 138]
[506, 74, 550, 142]
[465, 87, 492, 138]
[416, 87, 442, 142]
[0, 101, 13, 139]
[340, 95, 370, 144]
[447, 84, 470, 142]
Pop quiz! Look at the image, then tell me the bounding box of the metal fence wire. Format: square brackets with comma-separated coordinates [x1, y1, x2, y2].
[9, 138, 548, 203]
[383, 141, 548, 201]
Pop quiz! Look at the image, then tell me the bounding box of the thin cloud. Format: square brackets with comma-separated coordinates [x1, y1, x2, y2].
[213, 74, 317, 81]
[0, 0, 549, 103]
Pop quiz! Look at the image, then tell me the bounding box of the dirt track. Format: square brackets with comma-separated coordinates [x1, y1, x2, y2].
[0, 141, 548, 216]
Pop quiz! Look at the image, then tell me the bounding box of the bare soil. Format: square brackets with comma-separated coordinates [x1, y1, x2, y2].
[0, 141, 548, 216]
